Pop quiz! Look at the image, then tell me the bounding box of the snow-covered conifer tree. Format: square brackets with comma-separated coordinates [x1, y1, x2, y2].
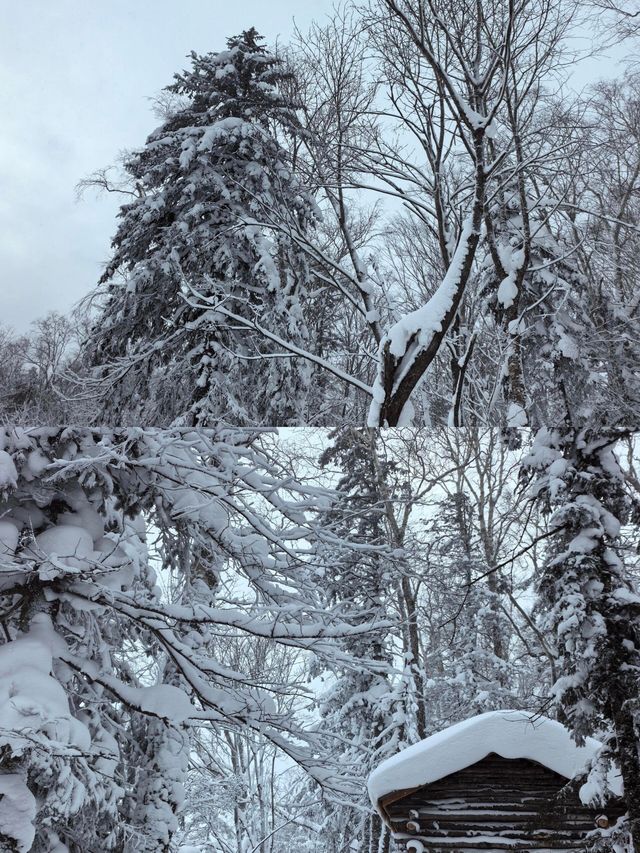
[314, 428, 407, 853]
[526, 427, 640, 850]
[85, 29, 317, 426]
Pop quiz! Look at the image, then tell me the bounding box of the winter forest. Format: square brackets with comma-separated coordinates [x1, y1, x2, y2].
[1, 0, 640, 852]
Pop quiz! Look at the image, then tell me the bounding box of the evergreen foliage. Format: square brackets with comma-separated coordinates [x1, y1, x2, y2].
[86, 30, 317, 426]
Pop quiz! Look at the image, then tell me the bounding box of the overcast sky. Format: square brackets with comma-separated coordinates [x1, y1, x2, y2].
[0, 0, 334, 331]
[0, 1, 627, 333]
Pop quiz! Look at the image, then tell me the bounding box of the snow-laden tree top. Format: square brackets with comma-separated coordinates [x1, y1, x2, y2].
[84, 28, 317, 427]
[367, 709, 623, 810]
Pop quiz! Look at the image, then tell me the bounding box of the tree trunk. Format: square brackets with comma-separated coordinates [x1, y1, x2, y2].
[612, 701, 640, 852]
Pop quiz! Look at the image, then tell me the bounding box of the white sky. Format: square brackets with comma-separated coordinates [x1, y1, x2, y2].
[0, 1, 630, 332]
[0, 0, 334, 331]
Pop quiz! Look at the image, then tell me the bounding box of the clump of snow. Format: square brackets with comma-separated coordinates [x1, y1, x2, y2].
[385, 218, 475, 360]
[557, 331, 578, 359]
[0, 614, 91, 757]
[0, 616, 93, 849]
[497, 271, 519, 308]
[485, 118, 499, 139]
[134, 684, 194, 723]
[497, 247, 525, 308]
[33, 524, 95, 561]
[0, 450, 18, 489]
[368, 217, 477, 425]
[94, 536, 135, 591]
[25, 524, 97, 582]
[197, 116, 245, 151]
[367, 710, 622, 811]
[0, 773, 37, 852]
[23, 449, 50, 481]
[506, 402, 527, 428]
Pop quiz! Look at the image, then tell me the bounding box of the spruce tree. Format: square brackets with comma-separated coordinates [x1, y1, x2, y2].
[86, 29, 317, 426]
[527, 427, 640, 850]
[316, 428, 404, 853]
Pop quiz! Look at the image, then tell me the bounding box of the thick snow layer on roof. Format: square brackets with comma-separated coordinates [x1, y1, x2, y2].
[367, 710, 623, 809]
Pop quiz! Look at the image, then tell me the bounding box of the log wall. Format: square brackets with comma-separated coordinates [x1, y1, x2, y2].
[380, 753, 625, 851]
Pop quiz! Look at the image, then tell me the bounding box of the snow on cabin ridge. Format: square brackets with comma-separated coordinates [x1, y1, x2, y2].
[367, 709, 623, 811]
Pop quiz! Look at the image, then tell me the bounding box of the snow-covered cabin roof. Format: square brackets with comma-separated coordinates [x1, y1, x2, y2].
[368, 710, 622, 811]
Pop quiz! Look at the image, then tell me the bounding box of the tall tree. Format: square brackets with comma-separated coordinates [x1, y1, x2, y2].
[526, 427, 640, 851]
[85, 29, 317, 427]
[316, 428, 399, 853]
[418, 430, 553, 723]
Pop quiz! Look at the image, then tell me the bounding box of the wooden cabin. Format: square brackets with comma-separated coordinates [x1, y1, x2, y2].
[367, 710, 625, 852]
